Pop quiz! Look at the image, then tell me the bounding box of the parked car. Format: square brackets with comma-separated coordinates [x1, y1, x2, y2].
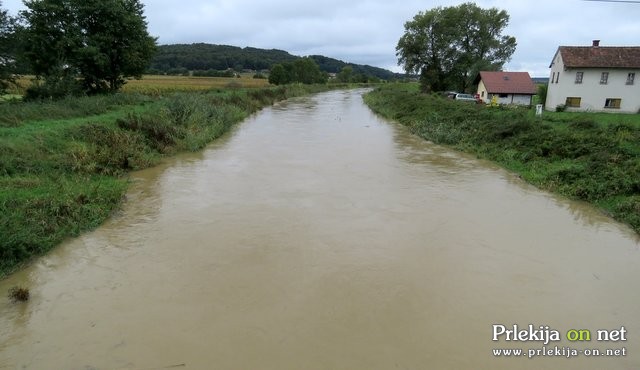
[443, 91, 458, 99]
[453, 93, 479, 103]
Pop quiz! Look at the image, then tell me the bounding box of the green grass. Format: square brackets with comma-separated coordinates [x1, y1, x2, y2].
[1, 175, 128, 273]
[364, 83, 640, 234]
[0, 94, 22, 102]
[0, 93, 154, 127]
[542, 110, 640, 128]
[1, 84, 333, 278]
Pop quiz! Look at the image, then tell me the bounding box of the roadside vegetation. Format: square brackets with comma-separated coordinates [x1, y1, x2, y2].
[364, 83, 640, 234]
[0, 83, 334, 278]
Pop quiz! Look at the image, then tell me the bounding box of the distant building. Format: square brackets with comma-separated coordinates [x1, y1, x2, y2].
[474, 71, 537, 106]
[545, 40, 640, 113]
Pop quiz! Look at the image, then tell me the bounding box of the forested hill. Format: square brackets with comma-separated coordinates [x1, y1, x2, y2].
[149, 43, 399, 80]
[306, 54, 397, 80]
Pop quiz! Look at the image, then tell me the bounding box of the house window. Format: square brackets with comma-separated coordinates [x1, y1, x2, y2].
[481, 91, 485, 97]
[600, 72, 609, 85]
[604, 98, 621, 109]
[552, 72, 556, 84]
[499, 93, 508, 98]
[565, 97, 581, 108]
[575, 72, 583, 84]
[627, 73, 635, 85]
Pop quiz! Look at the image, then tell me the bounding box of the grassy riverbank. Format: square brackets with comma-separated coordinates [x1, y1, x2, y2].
[0, 84, 331, 278]
[364, 83, 640, 234]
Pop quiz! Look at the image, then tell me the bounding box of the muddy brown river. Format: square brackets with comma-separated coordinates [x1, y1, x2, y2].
[1, 89, 639, 369]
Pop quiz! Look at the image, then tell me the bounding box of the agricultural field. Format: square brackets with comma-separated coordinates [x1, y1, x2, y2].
[2, 76, 31, 98]
[3, 74, 271, 98]
[122, 74, 270, 94]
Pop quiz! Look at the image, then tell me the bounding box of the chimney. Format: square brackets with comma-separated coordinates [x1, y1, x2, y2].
[592, 40, 600, 47]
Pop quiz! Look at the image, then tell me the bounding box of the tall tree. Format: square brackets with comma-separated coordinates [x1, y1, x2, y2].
[291, 57, 327, 84]
[268, 64, 289, 86]
[396, 3, 516, 93]
[336, 65, 353, 83]
[22, 0, 156, 96]
[0, 1, 18, 94]
[22, 0, 80, 98]
[269, 58, 327, 85]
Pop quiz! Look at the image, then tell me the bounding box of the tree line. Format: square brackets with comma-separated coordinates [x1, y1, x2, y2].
[150, 43, 298, 73]
[268, 58, 328, 85]
[149, 43, 399, 81]
[0, 1, 20, 94]
[267, 58, 388, 86]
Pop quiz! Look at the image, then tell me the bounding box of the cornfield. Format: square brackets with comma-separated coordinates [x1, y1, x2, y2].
[5, 75, 271, 97]
[122, 75, 270, 94]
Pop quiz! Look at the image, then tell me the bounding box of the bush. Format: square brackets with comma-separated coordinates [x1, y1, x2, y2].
[555, 104, 566, 112]
[8, 286, 30, 302]
[117, 113, 178, 152]
[192, 69, 235, 78]
[24, 76, 84, 101]
[568, 118, 598, 129]
[163, 93, 205, 126]
[71, 123, 152, 174]
[615, 196, 640, 230]
[537, 84, 548, 107]
[487, 118, 534, 140]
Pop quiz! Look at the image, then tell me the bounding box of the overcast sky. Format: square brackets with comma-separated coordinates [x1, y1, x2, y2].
[3, 0, 640, 77]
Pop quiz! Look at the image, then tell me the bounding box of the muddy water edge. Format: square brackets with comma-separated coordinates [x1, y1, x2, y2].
[1, 89, 639, 369]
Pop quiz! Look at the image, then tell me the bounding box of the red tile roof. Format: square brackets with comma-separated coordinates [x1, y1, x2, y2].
[476, 71, 537, 95]
[557, 46, 640, 69]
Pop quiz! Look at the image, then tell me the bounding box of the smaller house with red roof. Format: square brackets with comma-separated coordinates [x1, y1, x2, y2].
[474, 71, 537, 106]
[546, 40, 640, 113]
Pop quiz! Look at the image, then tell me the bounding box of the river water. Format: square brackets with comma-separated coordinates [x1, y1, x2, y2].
[1, 89, 639, 369]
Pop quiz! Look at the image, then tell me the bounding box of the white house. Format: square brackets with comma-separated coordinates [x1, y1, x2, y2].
[474, 71, 537, 106]
[546, 40, 640, 113]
